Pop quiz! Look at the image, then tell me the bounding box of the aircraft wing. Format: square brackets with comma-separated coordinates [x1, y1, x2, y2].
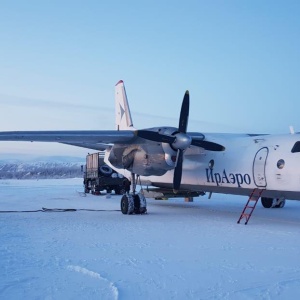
[0, 130, 136, 151]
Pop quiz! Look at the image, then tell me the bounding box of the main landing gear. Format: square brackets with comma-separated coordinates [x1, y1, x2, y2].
[261, 197, 286, 208]
[120, 173, 147, 215]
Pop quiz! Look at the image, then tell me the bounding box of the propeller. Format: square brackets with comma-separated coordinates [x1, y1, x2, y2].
[191, 139, 225, 151]
[173, 149, 183, 192]
[136, 130, 175, 144]
[172, 91, 190, 192]
[178, 91, 189, 133]
[136, 91, 225, 192]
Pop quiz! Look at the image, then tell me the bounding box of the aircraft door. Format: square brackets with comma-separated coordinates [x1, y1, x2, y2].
[253, 147, 269, 187]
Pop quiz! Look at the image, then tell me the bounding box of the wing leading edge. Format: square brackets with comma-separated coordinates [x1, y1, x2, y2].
[0, 130, 136, 151]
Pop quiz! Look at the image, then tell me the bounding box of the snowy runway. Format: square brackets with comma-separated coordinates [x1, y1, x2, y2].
[1, 179, 300, 299]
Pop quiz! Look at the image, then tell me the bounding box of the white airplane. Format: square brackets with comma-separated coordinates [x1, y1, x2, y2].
[1, 80, 300, 221]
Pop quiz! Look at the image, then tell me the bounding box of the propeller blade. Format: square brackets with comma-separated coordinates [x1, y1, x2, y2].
[178, 91, 189, 133]
[173, 150, 183, 193]
[191, 139, 225, 151]
[137, 130, 175, 144]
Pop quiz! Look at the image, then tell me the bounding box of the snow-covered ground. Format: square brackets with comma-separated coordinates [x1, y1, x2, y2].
[1, 179, 300, 299]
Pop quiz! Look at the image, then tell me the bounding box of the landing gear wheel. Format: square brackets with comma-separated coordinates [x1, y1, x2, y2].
[274, 199, 286, 208]
[121, 173, 147, 215]
[133, 195, 141, 214]
[120, 193, 147, 215]
[133, 194, 147, 214]
[261, 197, 286, 208]
[261, 197, 274, 208]
[120, 194, 134, 214]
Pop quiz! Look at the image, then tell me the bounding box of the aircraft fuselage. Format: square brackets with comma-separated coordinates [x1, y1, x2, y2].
[107, 132, 300, 200]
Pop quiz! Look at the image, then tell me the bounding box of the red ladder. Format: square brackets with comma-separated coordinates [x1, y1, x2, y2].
[237, 189, 264, 225]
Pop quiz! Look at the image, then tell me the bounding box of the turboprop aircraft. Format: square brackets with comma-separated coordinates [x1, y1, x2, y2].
[1, 80, 300, 220]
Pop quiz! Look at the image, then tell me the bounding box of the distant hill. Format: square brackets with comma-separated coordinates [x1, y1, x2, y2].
[0, 154, 86, 179]
[0, 153, 86, 164]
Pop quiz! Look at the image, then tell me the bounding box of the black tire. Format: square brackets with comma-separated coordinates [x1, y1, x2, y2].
[261, 197, 274, 208]
[120, 194, 134, 214]
[85, 180, 91, 193]
[99, 165, 113, 177]
[133, 194, 141, 214]
[91, 180, 95, 194]
[121, 195, 128, 214]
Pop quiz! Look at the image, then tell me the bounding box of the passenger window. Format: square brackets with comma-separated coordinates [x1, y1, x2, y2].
[291, 141, 300, 153]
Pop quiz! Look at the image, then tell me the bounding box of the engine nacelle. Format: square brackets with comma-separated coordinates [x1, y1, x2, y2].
[107, 132, 178, 176]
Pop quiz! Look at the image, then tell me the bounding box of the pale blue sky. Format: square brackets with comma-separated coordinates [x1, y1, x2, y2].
[1, 0, 300, 156]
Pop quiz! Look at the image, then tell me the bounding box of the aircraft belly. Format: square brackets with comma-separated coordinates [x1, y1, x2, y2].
[150, 181, 300, 200]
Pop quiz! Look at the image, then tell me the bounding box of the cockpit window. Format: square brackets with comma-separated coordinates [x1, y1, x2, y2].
[291, 141, 300, 153]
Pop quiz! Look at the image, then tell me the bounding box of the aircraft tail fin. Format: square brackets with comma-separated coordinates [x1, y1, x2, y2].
[115, 80, 134, 130]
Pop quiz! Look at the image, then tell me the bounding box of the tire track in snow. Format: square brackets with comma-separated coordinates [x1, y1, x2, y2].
[67, 265, 118, 300]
